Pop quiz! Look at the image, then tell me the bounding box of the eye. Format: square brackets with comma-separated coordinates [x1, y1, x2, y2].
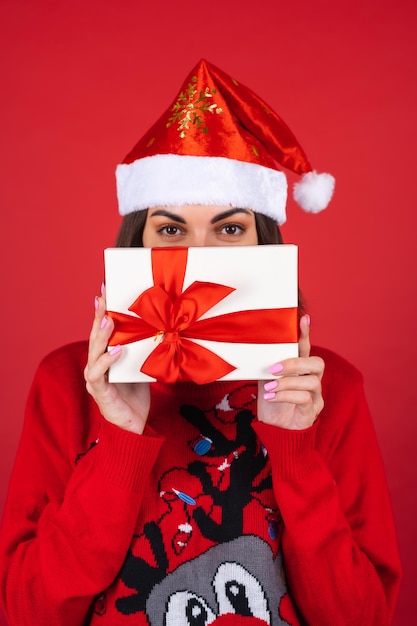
[164, 591, 216, 626]
[212, 562, 271, 623]
[158, 224, 184, 236]
[219, 223, 245, 236]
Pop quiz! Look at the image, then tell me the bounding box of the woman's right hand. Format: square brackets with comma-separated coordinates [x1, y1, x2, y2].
[84, 289, 150, 435]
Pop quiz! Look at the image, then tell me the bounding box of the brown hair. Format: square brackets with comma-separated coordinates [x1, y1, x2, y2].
[115, 210, 148, 247]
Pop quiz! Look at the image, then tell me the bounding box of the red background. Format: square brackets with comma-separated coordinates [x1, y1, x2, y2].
[0, 0, 415, 623]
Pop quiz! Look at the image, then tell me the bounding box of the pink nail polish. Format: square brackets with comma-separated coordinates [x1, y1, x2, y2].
[109, 344, 121, 356]
[100, 282, 105, 295]
[269, 363, 284, 375]
[264, 380, 278, 392]
[95, 296, 99, 310]
[263, 392, 275, 400]
[306, 314, 311, 326]
[100, 316, 108, 329]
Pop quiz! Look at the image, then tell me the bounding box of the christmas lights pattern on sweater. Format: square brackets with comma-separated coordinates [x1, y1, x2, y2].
[93, 383, 295, 625]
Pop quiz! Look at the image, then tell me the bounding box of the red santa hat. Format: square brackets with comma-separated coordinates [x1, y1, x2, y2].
[116, 59, 335, 225]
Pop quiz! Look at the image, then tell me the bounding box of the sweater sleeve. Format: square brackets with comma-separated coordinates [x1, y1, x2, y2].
[0, 344, 163, 626]
[253, 351, 402, 626]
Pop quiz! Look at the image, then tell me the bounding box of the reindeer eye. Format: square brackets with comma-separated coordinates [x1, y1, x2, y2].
[165, 591, 216, 626]
[213, 562, 271, 624]
[225, 580, 252, 615]
[186, 597, 208, 625]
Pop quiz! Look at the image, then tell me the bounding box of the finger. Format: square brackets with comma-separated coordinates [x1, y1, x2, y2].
[262, 379, 324, 413]
[268, 355, 325, 379]
[90, 283, 106, 334]
[88, 294, 113, 364]
[298, 314, 311, 359]
[269, 389, 324, 418]
[264, 372, 321, 394]
[85, 344, 122, 395]
[89, 293, 106, 344]
[266, 388, 314, 406]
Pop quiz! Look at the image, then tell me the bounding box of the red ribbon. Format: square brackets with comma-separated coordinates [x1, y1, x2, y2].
[108, 248, 297, 384]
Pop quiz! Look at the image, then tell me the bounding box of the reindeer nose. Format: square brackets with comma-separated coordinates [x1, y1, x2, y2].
[211, 614, 269, 625]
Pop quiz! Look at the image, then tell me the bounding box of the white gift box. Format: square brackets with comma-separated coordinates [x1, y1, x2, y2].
[104, 245, 298, 384]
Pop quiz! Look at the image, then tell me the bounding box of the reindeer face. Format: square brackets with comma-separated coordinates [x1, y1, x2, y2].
[146, 536, 288, 626]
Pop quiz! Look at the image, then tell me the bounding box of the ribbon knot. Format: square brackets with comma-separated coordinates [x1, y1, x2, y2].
[163, 331, 179, 344]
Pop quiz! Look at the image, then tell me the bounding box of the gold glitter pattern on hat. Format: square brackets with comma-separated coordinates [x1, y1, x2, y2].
[167, 75, 223, 138]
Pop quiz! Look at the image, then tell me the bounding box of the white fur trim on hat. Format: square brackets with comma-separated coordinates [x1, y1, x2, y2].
[116, 154, 288, 224]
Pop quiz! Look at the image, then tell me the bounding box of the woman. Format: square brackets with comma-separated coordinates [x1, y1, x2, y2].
[0, 59, 401, 625]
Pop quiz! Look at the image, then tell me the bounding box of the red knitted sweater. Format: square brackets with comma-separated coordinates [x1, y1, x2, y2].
[0, 341, 401, 625]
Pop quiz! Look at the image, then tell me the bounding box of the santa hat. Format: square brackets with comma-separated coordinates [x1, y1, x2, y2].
[116, 59, 335, 225]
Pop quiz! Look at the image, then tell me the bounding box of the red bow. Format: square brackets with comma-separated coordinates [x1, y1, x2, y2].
[108, 248, 297, 384]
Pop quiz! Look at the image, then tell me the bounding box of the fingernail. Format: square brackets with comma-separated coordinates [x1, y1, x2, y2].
[306, 314, 311, 326]
[109, 344, 121, 356]
[100, 282, 105, 295]
[95, 296, 99, 310]
[269, 363, 284, 375]
[263, 392, 275, 400]
[264, 380, 278, 392]
[100, 316, 108, 329]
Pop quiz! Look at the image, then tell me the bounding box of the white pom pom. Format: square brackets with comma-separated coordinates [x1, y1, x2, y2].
[293, 171, 335, 214]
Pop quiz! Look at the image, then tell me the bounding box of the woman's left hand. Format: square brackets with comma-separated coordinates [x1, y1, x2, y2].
[257, 315, 325, 430]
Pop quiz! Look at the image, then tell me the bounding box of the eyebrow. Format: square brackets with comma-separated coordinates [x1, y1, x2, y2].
[148, 207, 253, 224]
[211, 208, 253, 224]
[149, 209, 187, 224]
